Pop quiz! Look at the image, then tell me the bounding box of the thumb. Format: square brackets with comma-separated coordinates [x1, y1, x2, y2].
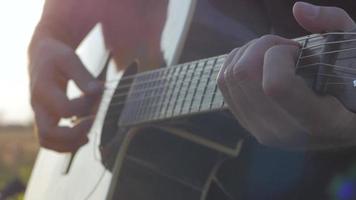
[293, 2, 356, 32]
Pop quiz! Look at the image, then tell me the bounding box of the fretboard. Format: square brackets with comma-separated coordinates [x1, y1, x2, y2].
[117, 33, 334, 127]
[119, 55, 227, 126]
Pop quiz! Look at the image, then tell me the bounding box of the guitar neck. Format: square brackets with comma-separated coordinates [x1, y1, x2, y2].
[118, 33, 329, 127]
[119, 54, 227, 126]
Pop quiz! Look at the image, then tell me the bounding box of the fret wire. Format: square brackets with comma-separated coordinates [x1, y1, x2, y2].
[164, 66, 182, 117]
[160, 67, 175, 118]
[119, 58, 222, 91]
[208, 60, 221, 110]
[111, 61, 219, 99]
[177, 63, 193, 115]
[188, 60, 207, 113]
[172, 63, 189, 116]
[108, 73, 220, 107]
[123, 87, 222, 122]
[114, 65, 219, 102]
[121, 63, 216, 107]
[157, 67, 172, 119]
[153, 69, 166, 119]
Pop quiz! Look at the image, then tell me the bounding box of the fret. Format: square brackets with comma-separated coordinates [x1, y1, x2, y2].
[210, 56, 226, 109]
[181, 62, 198, 114]
[189, 60, 207, 113]
[146, 70, 161, 120]
[163, 66, 179, 117]
[152, 70, 166, 120]
[166, 65, 184, 117]
[120, 55, 228, 126]
[199, 58, 217, 111]
[145, 72, 158, 121]
[173, 63, 190, 116]
[137, 73, 151, 122]
[160, 67, 176, 119]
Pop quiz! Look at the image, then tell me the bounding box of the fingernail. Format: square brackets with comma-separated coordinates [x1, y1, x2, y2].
[299, 2, 319, 19]
[87, 81, 104, 94]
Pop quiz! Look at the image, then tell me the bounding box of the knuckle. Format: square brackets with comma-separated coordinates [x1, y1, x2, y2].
[232, 62, 252, 81]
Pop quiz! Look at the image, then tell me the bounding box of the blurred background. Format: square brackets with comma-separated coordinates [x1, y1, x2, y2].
[0, 0, 45, 199]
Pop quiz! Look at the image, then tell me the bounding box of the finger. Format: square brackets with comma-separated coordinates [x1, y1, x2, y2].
[34, 104, 92, 152]
[262, 44, 349, 134]
[217, 43, 253, 129]
[55, 50, 104, 95]
[224, 37, 299, 145]
[217, 39, 257, 97]
[33, 82, 98, 118]
[217, 48, 240, 96]
[232, 35, 299, 82]
[293, 2, 356, 32]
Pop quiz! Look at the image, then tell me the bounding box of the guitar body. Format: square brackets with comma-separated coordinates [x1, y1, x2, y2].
[26, 0, 356, 200]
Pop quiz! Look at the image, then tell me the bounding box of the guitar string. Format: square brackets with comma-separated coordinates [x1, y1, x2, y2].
[75, 33, 356, 122]
[100, 72, 356, 122]
[103, 37, 356, 94]
[102, 72, 356, 126]
[71, 70, 355, 129]
[104, 59, 223, 92]
[104, 67, 220, 100]
[296, 63, 356, 73]
[100, 61, 356, 108]
[103, 59, 356, 104]
[300, 37, 356, 50]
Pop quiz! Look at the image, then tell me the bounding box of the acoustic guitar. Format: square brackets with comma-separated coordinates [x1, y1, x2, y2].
[25, 0, 356, 199]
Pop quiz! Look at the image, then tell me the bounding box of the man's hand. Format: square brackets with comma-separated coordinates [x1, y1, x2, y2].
[30, 38, 103, 152]
[218, 2, 356, 150]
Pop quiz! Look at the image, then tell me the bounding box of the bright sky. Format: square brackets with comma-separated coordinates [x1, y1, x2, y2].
[0, 0, 44, 124]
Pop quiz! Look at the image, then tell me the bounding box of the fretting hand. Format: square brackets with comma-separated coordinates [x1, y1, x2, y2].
[218, 2, 356, 150]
